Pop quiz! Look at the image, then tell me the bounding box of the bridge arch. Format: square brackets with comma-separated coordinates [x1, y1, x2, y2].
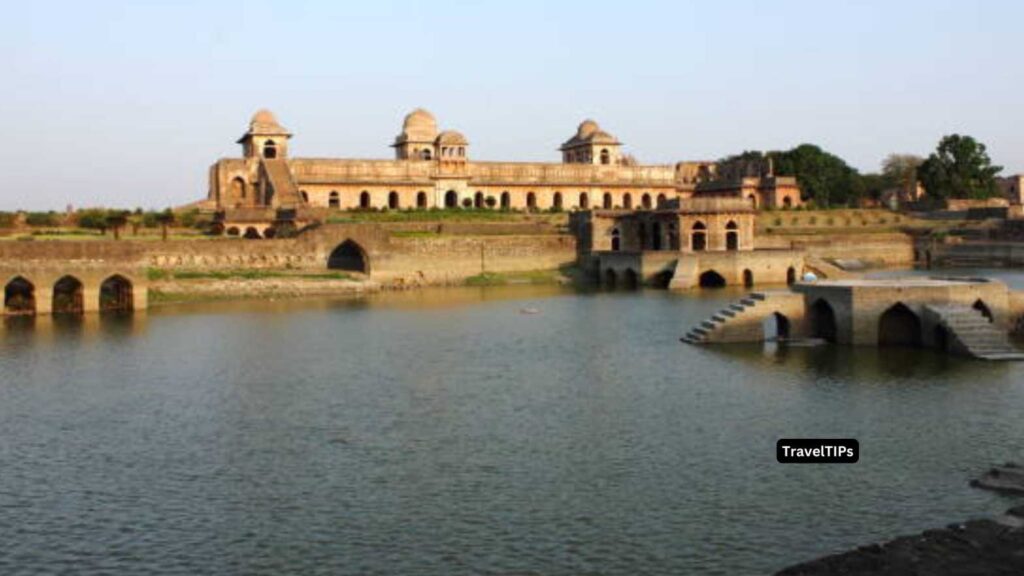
[623, 269, 639, 289]
[604, 269, 618, 289]
[878, 302, 921, 347]
[4, 276, 36, 316]
[764, 312, 790, 340]
[809, 298, 837, 342]
[699, 269, 726, 288]
[100, 275, 134, 313]
[327, 239, 369, 274]
[53, 275, 84, 315]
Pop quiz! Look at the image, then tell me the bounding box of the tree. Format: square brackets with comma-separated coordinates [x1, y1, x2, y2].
[772, 144, 863, 208]
[155, 209, 175, 241]
[105, 211, 128, 240]
[881, 153, 923, 190]
[917, 134, 1002, 200]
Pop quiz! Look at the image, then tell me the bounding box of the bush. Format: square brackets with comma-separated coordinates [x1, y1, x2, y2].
[25, 211, 61, 227]
[0, 212, 18, 228]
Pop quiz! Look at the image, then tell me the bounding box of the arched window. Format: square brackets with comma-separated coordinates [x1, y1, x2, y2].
[417, 191, 428, 209]
[553, 192, 563, 209]
[500, 191, 510, 209]
[603, 192, 612, 209]
[579, 193, 589, 209]
[445, 190, 458, 208]
[422, 149, 432, 160]
[600, 149, 610, 165]
[783, 196, 793, 208]
[262, 140, 277, 159]
[641, 193, 652, 209]
[459, 147, 465, 157]
[623, 193, 633, 209]
[359, 191, 371, 209]
[527, 192, 537, 210]
[656, 194, 666, 208]
[691, 221, 707, 251]
[611, 228, 621, 251]
[725, 220, 739, 251]
[388, 191, 400, 210]
[787, 267, 797, 285]
[231, 177, 247, 202]
[329, 191, 340, 209]
[474, 191, 484, 208]
[747, 194, 758, 208]
[300, 191, 309, 203]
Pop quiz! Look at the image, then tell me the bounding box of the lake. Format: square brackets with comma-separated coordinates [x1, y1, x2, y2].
[2, 274, 1024, 575]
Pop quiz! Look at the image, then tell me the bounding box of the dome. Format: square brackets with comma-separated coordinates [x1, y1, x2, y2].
[577, 119, 600, 138]
[396, 108, 439, 144]
[251, 108, 280, 127]
[435, 130, 468, 145]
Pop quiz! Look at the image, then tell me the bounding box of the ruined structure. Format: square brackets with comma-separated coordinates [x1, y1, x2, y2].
[204, 109, 802, 235]
[682, 277, 1024, 360]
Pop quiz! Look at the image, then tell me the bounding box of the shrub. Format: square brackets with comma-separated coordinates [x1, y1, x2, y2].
[25, 211, 61, 227]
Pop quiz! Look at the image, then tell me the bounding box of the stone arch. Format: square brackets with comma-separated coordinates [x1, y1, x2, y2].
[783, 196, 793, 208]
[359, 191, 371, 209]
[600, 149, 610, 165]
[747, 193, 758, 208]
[226, 226, 240, 236]
[327, 239, 369, 274]
[934, 323, 950, 352]
[764, 312, 790, 340]
[691, 221, 707, 251]
[605, 269, 618, 289]
[656, 193, 667, 208]
[230, 177, 247, 202]
[52, 275, 84, 315]
[972, 299, 994, 323]
[388, 191, 400, 210]
[623, 269, 639, 289]
[243, 227, 261, 239]
[786, 266, 797, 286]
[641, 193, 652, 209]
[611, 228, 621, 251]
[300, 190, 309, 203]
[603, 192, 612, 209]
[553, 191, 563, 209]
[417, 191, 428, 209]
[623, 193, 633, 209]
[99, 275, 134, 313]
[743, 269, 754, 287]
[263, 140, 277, 159]
[329, 191, 340, 209]
[698, 270, 726, 288]
[526, 192, 537, 210]
[809, 298, 837, 342]
[474, 191, 485, 209]
[725, 220, 739, 251]
[445, 190, 458, 208]
[500, 191, 510, 209]
[878, 302, 922, 347]
[4, 276, 35, 315]
[651, 222, 663, 250]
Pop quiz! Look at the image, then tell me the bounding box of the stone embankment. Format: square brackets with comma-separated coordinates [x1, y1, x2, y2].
[775, 505, 1024, 575]
[149, 277, 379, 303]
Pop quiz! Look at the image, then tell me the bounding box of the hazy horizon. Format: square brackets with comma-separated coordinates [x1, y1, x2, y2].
[3, 0, 1022, 211]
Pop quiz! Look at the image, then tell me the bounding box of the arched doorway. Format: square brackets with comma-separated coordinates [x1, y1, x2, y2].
[52, 275, 84, 315]
[611, 228, 621, 251]
[328, 240, 369, 274]
[651, 222, 663, 250]
[603, 193, 612, 209]
[262, 140, 277, 159]
[243, 227, 261, 239]
[725, 221, 739, 251]
[763, 312, 790, 340]
[623, 193, 633, 209]
[445, 190, 458, 208]
[699, 270, 726, 288]
[878, 303, 921, 347]
[4, 276, 35, 315]
[474, 191, 485, 209]
[623, 269, 639, 289]
[743, 269, 754, 287]
[641, 193, 652, 209]
[99, 275, 133, 313]
[360, 191, 371, 209]
[579, 192, 589, 209]
[553, 192, 563, 210]
[783, 196, 793, 208]
[230, 177, 247, 204]
[417, 191, 428, 209]
[809, 299, 837, 342]
[747, 194, 758, 208]
[388, 191, 400, 210]
[605, 269, 617, 289]
[600, 149, 610, 165]
[972, 299, 994, 323]
[500, 192, 510, 210]
[786, 267, 797, 285]
[934, 323, 950, 352]
[656, 193, 666, 208]
[526, 192, 537, 211]
[691, 222, 707, 251]
[329, 191, 340, 209]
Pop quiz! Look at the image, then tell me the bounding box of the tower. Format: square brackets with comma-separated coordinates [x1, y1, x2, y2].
[393, 108, 439, 160]
[238, 109, 292, 160]
[560, 119, 623, 165]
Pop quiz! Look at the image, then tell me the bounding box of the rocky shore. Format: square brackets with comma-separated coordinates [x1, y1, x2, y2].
[775, 505, 1024, 575]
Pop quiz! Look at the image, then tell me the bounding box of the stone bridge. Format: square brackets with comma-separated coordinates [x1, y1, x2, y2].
[598, 249, 806, 290]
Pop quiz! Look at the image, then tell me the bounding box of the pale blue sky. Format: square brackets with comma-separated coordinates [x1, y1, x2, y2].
[2, 0, 1021, 210]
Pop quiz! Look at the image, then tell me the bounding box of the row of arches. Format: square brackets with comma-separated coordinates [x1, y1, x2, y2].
[806, 298, 995, 347]
[306, 189, 675, 211]
[4, 275, 134, 316]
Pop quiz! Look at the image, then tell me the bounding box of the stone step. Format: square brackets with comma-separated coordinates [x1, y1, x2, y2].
[701, 320, 718, 330]
[718, 309, 736, 318]
[712, 314, 729, 323]
[749, 292, 766, 301]
[728, 304, 747, 312]
[739, 298, 756, 306]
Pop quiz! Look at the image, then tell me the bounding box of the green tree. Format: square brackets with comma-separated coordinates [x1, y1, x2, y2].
[105, 211, 129, 240]
[917, 134, 1002, 200]
[155, 209, 175, 241]
[881, 153, 923, 190]
[772, 144, 863, 208]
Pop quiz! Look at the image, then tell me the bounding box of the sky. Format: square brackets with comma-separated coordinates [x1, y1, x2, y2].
[2, 0, 1022, 210]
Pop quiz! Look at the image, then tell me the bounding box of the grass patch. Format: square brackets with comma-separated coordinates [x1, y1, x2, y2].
[464, 269, 563, 286]
[389, 230, 444, 238]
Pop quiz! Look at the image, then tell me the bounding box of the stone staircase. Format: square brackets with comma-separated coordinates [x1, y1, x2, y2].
[803, 255, 856, 280]
[926, 304, 1024, 361]
[681, 292, 767, 344]
[261, 158, 303, 206]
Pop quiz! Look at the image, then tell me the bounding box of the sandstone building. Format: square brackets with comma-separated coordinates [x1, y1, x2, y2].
[205, 109, 801, 234]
